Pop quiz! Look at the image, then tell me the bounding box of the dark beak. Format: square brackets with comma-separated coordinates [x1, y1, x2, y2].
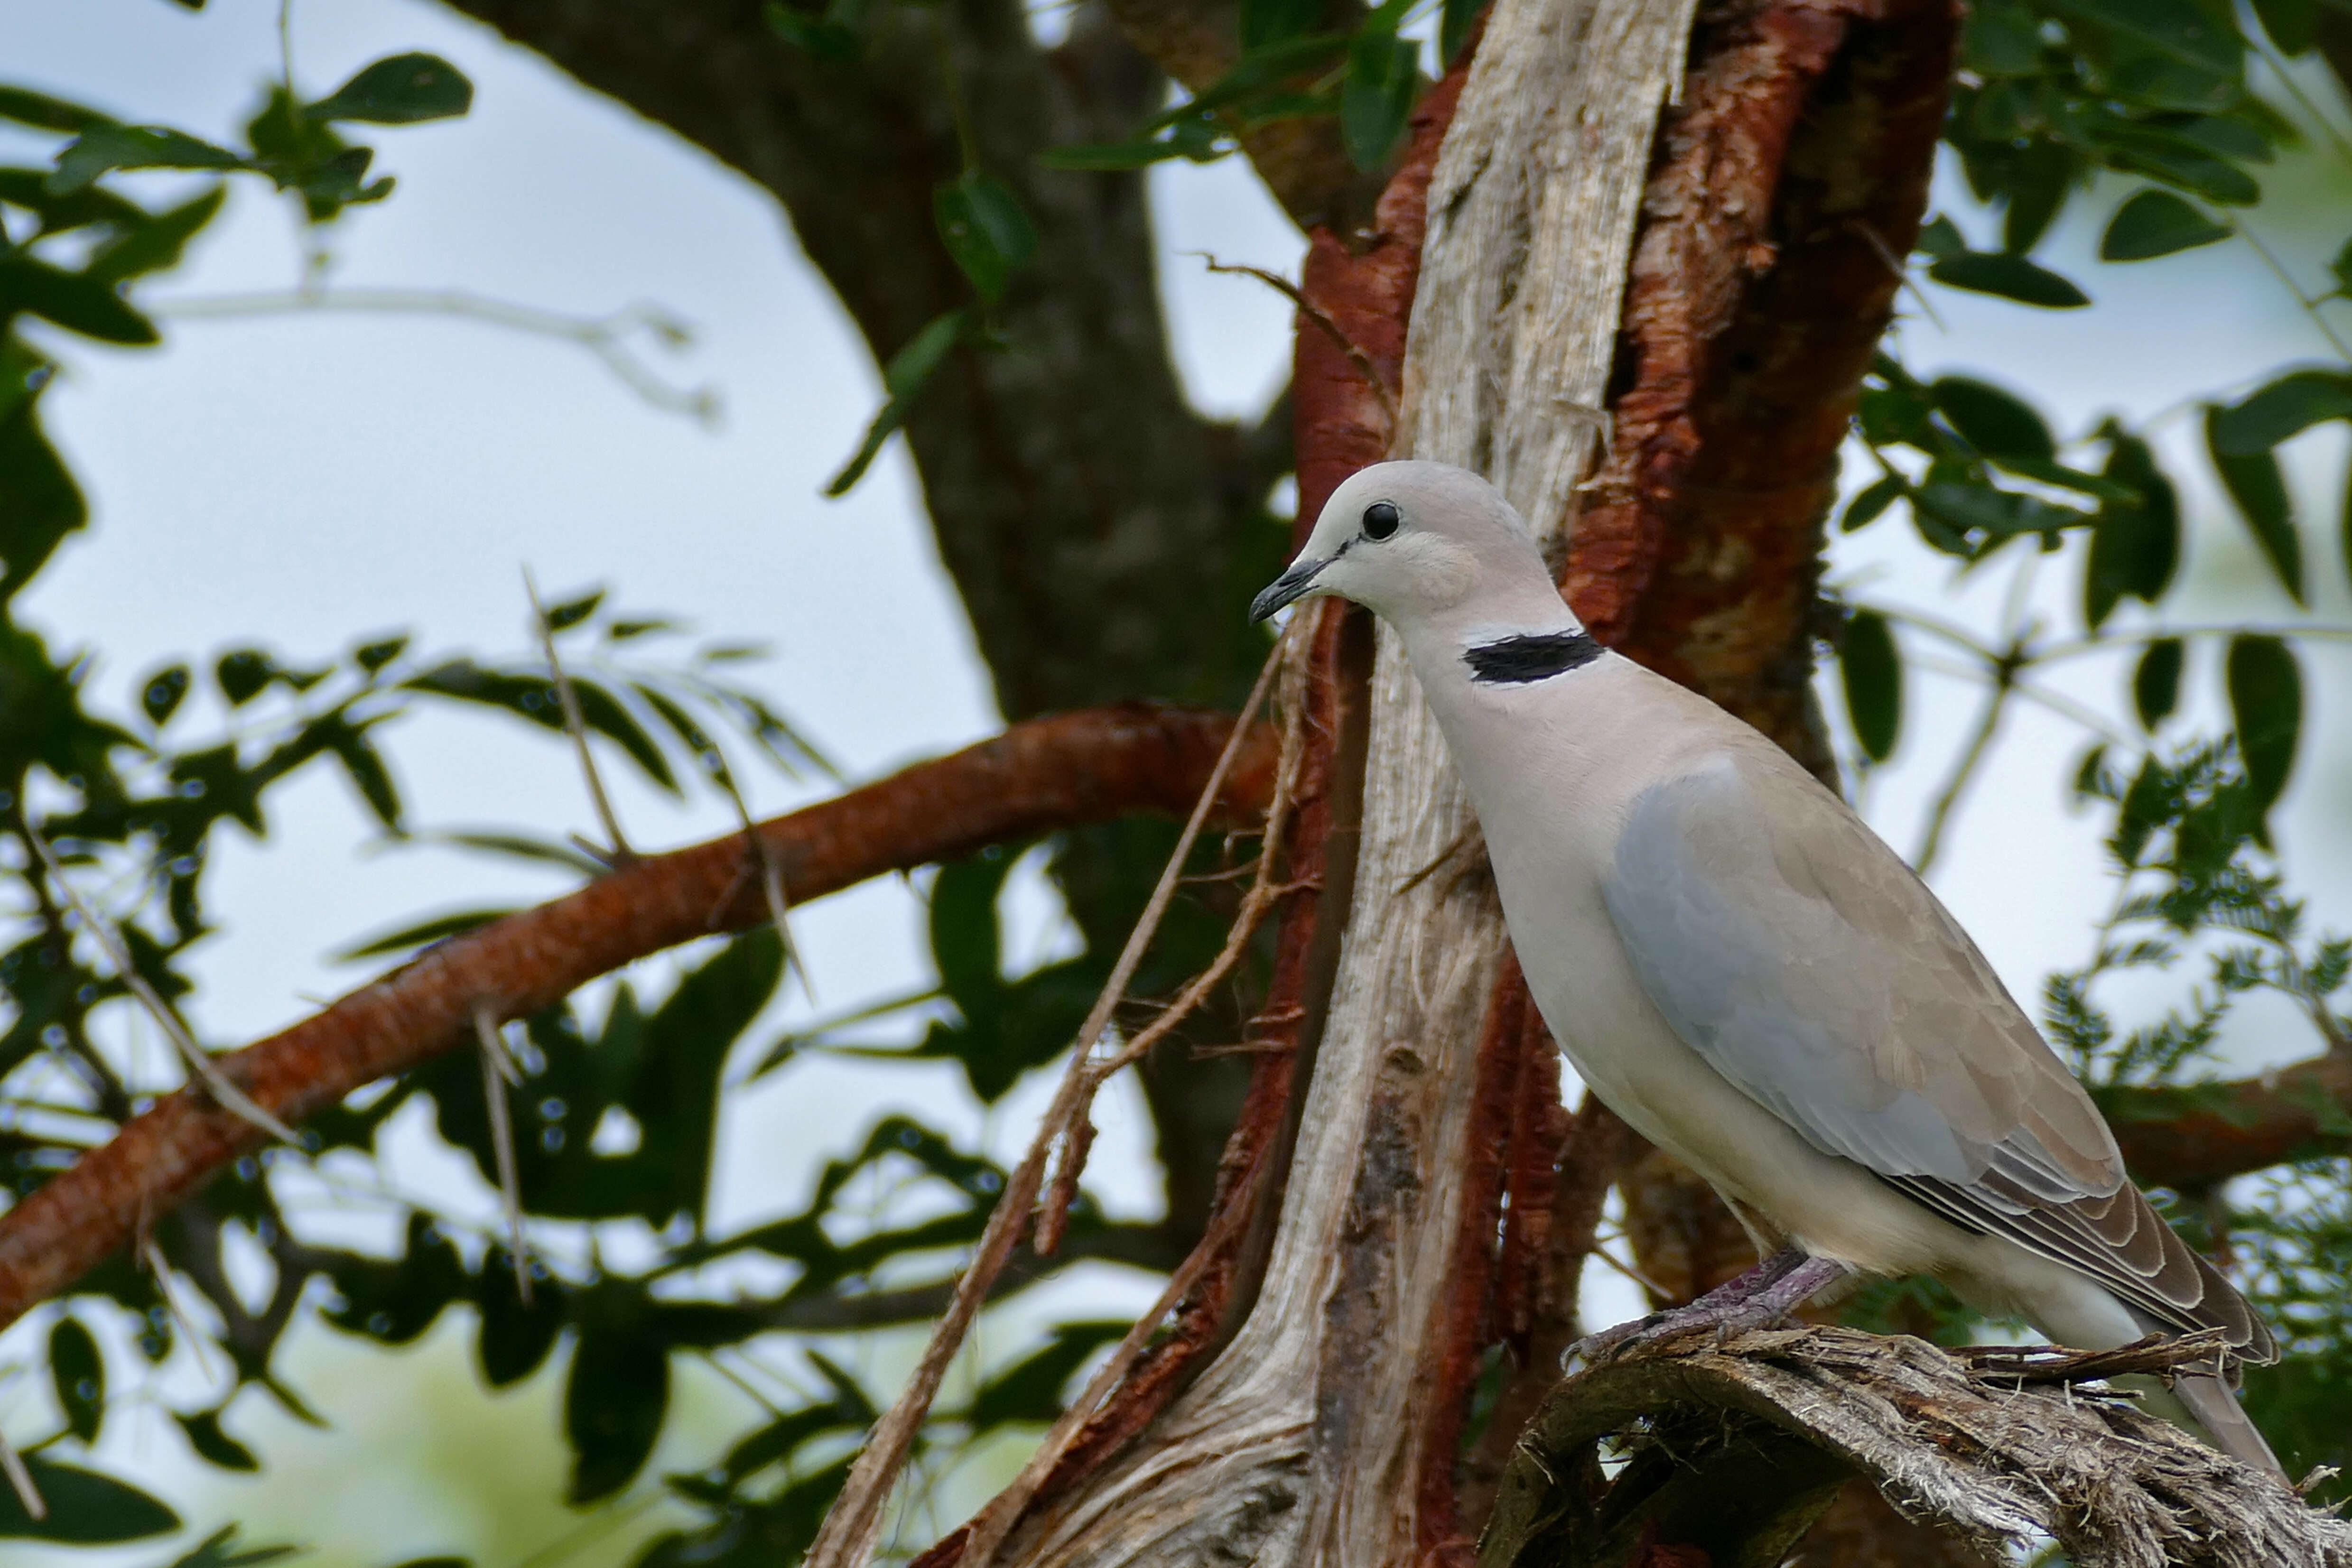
[1249, 556, 1328, 622]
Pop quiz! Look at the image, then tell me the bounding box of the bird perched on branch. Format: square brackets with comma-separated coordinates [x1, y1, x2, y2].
[1250, 459, 2281, 1475]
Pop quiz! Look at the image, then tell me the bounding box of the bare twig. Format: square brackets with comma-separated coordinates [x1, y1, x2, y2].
[138, 1235, 221, 1384]
[473, 1007, 534, 1307]
[1198, 255, 1401, 427]
[799, 631, 1294, 1568]
[151, 289, 722, 425]
[0, 1386, 43, 1523]
[22, 829, 299, 1145]
[525, 571, 636, 868]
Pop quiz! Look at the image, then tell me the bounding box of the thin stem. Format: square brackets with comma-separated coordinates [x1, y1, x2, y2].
[474, 1008, 533, 1306]
[151, 290, 719, 425]
[2236, 221, 2352, 363]
[1913, 656, 2017, 877]
[525, 570, 635, 867]
[22, 828, 299, 1144]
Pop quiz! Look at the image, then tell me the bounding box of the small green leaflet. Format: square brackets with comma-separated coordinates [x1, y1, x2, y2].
[1925, 250, 2091, 308]
[1839, 608, 1903, 762]
[2226, 633, 2301, 819]
[46, 126, 247, 195]
[2204, 405, 2304, 604]
[934, 172, 1036, 305]
[826, 307, 969, 497]
[2100, 190, 2231, 261]
[303, 53, 474, 125]
[2209, 369, 2352, 455]
[2132, 638, 2184, 731]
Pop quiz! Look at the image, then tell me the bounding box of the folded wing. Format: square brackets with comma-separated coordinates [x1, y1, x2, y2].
[1600, 748, 2271, 1359]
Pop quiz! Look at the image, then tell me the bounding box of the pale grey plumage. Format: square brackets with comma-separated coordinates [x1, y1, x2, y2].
[1254, 458, 2281, 1475]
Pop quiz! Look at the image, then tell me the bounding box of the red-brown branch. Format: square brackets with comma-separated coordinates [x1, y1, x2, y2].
[0, 703, 1278, 1333]
[2107, 1053, 2352, 1191]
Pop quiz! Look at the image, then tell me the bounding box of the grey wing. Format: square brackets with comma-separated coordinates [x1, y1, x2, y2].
[1602, 749, 2270, 1357]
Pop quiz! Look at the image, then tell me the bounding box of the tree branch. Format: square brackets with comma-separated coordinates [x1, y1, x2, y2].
[0, 704, 1277, 1334]
[2107, 1051, 2352, 1191]
[1480, 1326, 2352, 1567]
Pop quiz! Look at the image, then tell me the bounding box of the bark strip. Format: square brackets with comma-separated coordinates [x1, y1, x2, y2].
[0, 704, 1276, 1332]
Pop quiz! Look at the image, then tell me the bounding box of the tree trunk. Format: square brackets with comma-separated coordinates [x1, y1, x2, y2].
[983, 0, 1699, 1559]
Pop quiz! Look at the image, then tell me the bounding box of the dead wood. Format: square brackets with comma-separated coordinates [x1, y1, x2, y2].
[1480, 1326, 2352, 1568]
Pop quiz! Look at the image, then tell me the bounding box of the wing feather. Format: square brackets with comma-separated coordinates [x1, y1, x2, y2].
[1603, 749, 2271, 1358]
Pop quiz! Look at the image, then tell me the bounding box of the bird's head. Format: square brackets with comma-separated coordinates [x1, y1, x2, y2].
[1249, 461, 1562, 631]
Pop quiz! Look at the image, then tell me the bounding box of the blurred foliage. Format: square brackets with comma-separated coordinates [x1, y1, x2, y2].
[0, 0, 2351, 1562]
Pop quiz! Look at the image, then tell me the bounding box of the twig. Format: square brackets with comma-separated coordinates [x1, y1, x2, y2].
[1196, 255, 1401, 427]
[22, 829, 300, 1145]
[473, 1007, 534, 1307]
[0, 1428, 42, 1522]
[525, 571, 636, 867]
[151, 289, 721, 425]
[799, 630, 1295, 1568]
[139, 1235, 221, 1384]
[959, 1158, 1270, 1568]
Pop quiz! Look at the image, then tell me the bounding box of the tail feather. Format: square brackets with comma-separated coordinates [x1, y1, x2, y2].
[2159, 1368, 2284, 1478]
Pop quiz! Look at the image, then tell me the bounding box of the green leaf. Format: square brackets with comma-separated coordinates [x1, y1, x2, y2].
[2204, 405, 2304, 603]
[2082, 428, 2178, 628]
[0, 1456, 177, 1541]
[1963, 2, 2042, 75]
[1841, 474, 1906, 533]
[1242, 0, 1325, 50]
[400, 660, 678, 792]
[2045, 0, 2240, 76]
[162, 1524, 303, 1568]
[2210, 370, 2352, 455]
[2133, 638, 2184, 730]
[2090, 121, 2262, 206]
[88, 186, 227, 284]
[933, 173, 1036, 304]
[2252, 0, 2316, 52]
[0, 87, 117, 135]
[1145, 36, 1349, 129]
[2100, 189, 2231, 261]
[140, 665, 191, 726]
[354, 635, 409, 672]
[1440, 0, 1483, 64]
[215, 649, 271, 706]
[1925, 250, 2090, 308]
[333, 907, 514, 962]
[566, 1325, 669, 1503]
[48, 1315, 103, 1444]
[1930, 375, 2052, 460]
[174, 1409, 260, 1471]
[1035, 137, 1199, 171]
[327, 718, 402, 831]
[764, 0, 863, 60]
[436, 831, 607, 876]
[543, 588, 604, 631]
[304, 54, 474, 125]
[624, 928, 785, 1219]
[1839, 608, 1902, 762]
[0, 257, 158, 345]
[1341, 31, 1418, 172]
[2330, 232, 2352, 298]
[46, 126, 246, 194]
[930, 849, 1014, 1020]
[475, 1260, 565, 1389]
[1914, 479, 2080, 544]
[825, 308, 969, 497]
[2226, 634, 2301, 816]
[1999, 140, 2076, 256]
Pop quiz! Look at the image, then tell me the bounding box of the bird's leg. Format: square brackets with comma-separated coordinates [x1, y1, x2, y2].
[1569, 1247, 1850, 1366]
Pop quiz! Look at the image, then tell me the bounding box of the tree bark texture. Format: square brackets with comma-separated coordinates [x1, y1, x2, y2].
[1479, 1327, 2352, 1568]
[966, 2, 1701, 1562]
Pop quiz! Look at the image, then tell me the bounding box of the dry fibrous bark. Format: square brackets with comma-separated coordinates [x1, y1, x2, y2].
[1479, 1326, 2352, 1568]
[0, 704, 1274, 1333]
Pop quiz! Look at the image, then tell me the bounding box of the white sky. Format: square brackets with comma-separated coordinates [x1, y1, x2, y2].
[1, 1, 2349, 1563]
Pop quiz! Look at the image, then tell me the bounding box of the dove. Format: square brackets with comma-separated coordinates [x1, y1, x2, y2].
[1250, 459, 2280, 1473]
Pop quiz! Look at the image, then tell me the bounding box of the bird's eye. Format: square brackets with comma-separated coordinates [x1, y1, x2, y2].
[1362, 501, 1401, 540]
